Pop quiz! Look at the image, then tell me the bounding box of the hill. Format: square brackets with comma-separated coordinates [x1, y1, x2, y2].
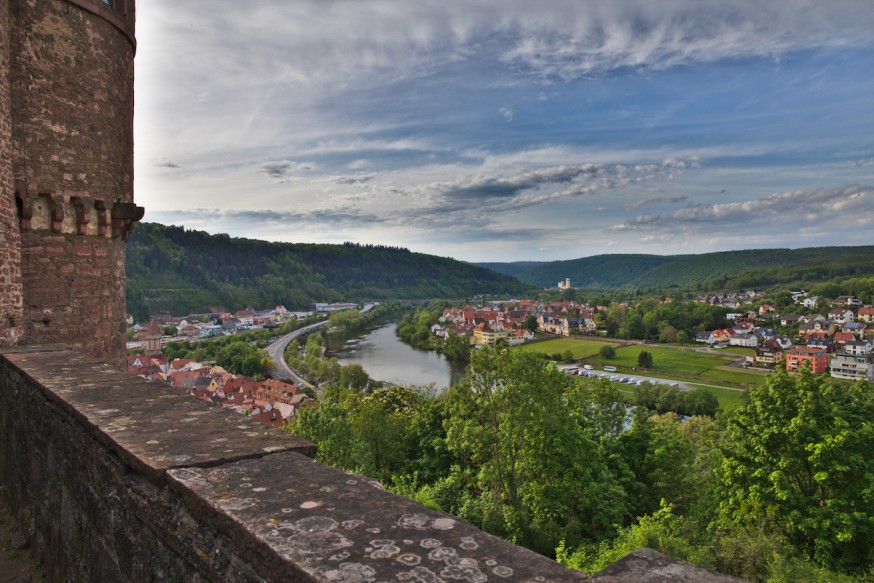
[475, 261, 544, 277]
[125, 223, 534, 320]
[514, 254, 677, 288]
[513, 246, 874, 289]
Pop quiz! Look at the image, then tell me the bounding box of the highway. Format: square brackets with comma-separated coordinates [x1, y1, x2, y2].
[264, 303, 376, 388]
[264, 320, 328, 388]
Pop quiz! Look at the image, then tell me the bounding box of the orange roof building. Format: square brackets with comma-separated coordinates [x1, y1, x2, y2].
[785, 346, 830, 375]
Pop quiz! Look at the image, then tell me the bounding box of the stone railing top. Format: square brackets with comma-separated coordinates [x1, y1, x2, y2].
[2, 347, 315, 484]
[169, 450, 584, 582]
[590, 548, 744, 582]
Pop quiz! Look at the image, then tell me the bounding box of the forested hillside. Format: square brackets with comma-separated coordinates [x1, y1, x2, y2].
[125, 223, 533, 320]
[475, 261, 544, 277]
[513, 254, 676, 288]
[511, 246, 874, 289]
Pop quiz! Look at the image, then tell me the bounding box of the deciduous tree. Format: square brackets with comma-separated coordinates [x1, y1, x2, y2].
[715, 367, 874, 573]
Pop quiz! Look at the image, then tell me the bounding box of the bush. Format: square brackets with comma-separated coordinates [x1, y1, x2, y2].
[637, 350, 653, 368]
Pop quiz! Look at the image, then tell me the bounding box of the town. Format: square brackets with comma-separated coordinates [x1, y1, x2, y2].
[125, 288, 874, 430]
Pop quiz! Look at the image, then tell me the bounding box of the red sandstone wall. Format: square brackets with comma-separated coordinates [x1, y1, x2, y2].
[0, 1, 24, 347]
[7, 0, 136, 364]
[19, 232, 126, 361]
[10, 0, 134, 200]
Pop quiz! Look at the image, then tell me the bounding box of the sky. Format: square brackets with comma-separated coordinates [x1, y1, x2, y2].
[134, 0, 874, 263]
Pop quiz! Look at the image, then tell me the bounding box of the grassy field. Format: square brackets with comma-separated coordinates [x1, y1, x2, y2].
[515, 338, 766, 410]
[717, 346, 757, 356]
[694, 385, 747, 410]
[515, 338, 616, 359]
[591, 344, 768, 388]
[572, 375, 748, 411]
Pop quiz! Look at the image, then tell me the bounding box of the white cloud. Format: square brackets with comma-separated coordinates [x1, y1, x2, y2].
[500, 0, 874, 79]
[260, 160, 317, 182]
[612, 184, 874, 232]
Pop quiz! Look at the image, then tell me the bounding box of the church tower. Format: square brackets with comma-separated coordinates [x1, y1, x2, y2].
[1, 0, 141, 364]
[144, 319, 162, 357]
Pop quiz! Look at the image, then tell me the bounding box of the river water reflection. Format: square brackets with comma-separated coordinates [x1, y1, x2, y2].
[327, 321, 465, 389]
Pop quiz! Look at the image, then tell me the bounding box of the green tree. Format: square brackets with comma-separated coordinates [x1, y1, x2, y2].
[637, 350, 653, 369]
[599, 345, 616, 359]
[658, 324, 678, 344]
[338, 363, 371, 391]
[715, 367, 874, 573]
[680, 388, 719, 417]
[677, 331, 690, 346]
[445, 348, 627, 554]
[524, 314, 539, 332]
[619, 312, 645, 340]
[286, 397, 357, 469]
[350, 386, 421, 481]
[442, 331, 471, 364]
[558, 501, 701, 575]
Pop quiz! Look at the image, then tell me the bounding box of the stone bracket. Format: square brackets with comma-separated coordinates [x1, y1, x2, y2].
[71, 197, 91, 236]
[95, 201, 110, 236]
[110, 202, 145, 241]
[49, 195, 65, 233]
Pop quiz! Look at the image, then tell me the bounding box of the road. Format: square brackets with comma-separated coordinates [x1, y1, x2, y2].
[264, 320, 328, 388]
[264, 303, 376, 388]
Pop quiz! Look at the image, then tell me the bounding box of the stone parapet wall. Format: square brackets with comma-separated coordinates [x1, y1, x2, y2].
[0, 347, 589, 582]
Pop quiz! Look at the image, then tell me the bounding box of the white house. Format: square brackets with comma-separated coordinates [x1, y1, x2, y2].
[801, 296, 820, 309]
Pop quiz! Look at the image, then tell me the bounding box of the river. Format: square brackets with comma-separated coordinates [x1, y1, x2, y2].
[327, 321, 465, 389]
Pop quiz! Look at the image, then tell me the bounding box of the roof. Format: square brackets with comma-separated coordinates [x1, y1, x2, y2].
[789, 346, 828, 355]
[146, 319, 162, 336]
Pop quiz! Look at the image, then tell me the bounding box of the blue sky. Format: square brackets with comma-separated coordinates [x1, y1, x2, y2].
[134, 1, 874, 262]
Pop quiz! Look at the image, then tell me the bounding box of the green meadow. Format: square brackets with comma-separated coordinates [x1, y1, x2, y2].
[515, 338, 617, 359]
[515, 338, 769, 409]
[594, 344, 768, 388]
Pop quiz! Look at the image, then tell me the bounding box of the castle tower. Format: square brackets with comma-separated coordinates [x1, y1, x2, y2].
[1, 0, 141, 364]
[144, 319, 162, 357]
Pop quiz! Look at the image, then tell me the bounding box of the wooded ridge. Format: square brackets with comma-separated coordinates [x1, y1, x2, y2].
[481, 246, 874, 289]
[125, 223, 533, 319]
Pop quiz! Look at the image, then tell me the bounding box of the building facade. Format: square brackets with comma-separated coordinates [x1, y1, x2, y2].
[829, 340, 874, 381]
[785, 346, 830, 375]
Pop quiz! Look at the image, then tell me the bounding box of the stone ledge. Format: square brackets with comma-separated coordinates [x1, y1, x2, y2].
[590, 548, 743, 582]
[169, 450, 583, 582]
[2, 348, 315, 484]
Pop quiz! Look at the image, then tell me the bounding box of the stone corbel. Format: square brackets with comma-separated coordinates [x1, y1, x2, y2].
[72, 197, 91, 235]
[110, 202, 145, 241]
[95, 201, 110, 236]
[49, 195, 65, 233]
[14, 180, 33, 231]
